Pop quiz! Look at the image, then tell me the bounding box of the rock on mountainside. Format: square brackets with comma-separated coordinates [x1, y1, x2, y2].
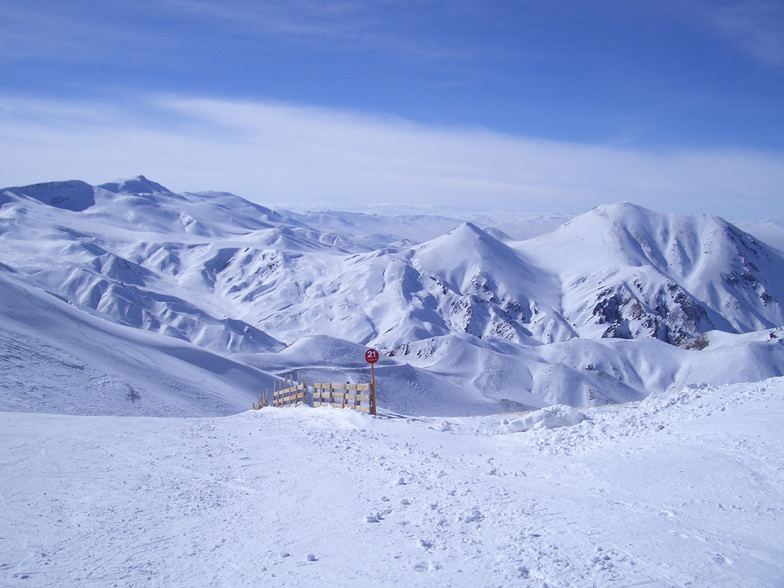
[2, 177, 784, 414]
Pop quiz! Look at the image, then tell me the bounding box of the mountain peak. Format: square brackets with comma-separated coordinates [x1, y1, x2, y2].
[587, 202, 728, 233]
[99, 176, 174, 196]
[452, 221, 483, 233]
[423, 221, 508, 257]
[587, 202, 663, 224]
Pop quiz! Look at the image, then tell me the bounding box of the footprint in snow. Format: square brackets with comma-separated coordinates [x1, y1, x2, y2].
[418, 538, 434, 550]
[713, 553, 732, 565]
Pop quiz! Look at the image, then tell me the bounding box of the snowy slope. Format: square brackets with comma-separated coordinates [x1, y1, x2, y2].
[409, 222, 572, 344]
[2, 177, 784, 414]
[1, 179, 286, 355]
[2, 377, 783, 586]
[519, 203, 784, 344]
[0, 270, 277, 416]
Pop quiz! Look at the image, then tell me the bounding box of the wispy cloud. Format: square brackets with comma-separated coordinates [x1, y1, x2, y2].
[0, 0, 470, 66]
[1, 93, 783, 220]
[0, 0, 180, 64]
[704, 0, 784, 68]
[147, 0, 372, 39]
[145, 0, 469, 54]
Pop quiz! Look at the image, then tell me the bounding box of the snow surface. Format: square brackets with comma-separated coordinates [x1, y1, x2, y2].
[0, 270, 275, 417]
[3, 176, 784, 586]
[2, 378, 783, 586]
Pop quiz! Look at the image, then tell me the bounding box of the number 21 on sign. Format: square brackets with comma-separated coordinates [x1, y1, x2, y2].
[365, 349, 379, 415]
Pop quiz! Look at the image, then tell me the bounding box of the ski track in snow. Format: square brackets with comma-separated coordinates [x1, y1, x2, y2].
[2, 378, 783, 587]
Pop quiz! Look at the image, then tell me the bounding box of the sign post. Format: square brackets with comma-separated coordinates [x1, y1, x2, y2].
[364, 348, 379, 416]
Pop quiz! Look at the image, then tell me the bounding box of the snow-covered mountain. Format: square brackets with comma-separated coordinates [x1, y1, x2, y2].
[521, 202, 784, 344]
[2, 176, 784, 415]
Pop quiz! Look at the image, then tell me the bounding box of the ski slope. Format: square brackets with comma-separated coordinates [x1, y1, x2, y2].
[2, 377, 783, 586]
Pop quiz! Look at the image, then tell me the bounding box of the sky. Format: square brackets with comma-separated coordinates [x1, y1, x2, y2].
[1, 0, 783, 220]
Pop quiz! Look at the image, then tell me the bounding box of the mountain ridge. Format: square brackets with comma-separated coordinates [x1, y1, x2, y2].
[2, 176, 784, 415]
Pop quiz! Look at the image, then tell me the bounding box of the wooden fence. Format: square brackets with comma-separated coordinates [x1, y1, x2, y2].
[252, 373, 376, 415]
[252, 372, 306, 409]
[312, 382, 373, 414]
[272, 372, 307, 407]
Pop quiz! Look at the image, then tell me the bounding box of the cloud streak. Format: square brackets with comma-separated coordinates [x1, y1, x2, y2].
[0, 0, 468, 67]
[698, 0, 784, 68]
[1, 93, 783, 220]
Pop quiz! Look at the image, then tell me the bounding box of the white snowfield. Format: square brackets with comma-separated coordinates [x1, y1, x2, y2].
[2, 378, 783, 586]
[2, 176, 784, 585]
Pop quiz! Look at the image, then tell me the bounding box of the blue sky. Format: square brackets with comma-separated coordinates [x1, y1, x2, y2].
[1, 0, 783, 220]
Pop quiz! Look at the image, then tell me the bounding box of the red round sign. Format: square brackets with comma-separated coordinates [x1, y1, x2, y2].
[365, 349, 379, 364]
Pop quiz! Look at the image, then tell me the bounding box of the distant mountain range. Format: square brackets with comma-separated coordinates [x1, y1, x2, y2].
[2, 176, 783, 415]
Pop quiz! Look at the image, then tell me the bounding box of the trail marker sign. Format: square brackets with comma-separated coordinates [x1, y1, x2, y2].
[365, 349, 379, 415]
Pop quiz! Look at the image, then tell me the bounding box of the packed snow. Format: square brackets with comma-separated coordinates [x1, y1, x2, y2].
[2, 378, 783, 586]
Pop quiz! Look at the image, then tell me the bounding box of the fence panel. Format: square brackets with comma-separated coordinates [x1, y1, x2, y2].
[272, 383, 307, 407]
[312, 382, 373, 413]
[254, 375, 375, 414]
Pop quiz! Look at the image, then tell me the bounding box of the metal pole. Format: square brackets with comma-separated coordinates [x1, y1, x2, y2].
[370, 362, 377, 416]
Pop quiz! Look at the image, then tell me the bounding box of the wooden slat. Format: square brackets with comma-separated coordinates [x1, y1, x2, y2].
[274, 388, 305, 398]
[273, 393, 306, 407]
[311, 392, 370, 402]
[336, 393, 370, 403]
[278, 393, 306, 403]
[312, 382, 369, 390]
